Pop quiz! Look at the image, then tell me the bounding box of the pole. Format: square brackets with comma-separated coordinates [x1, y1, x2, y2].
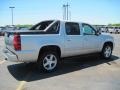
[65, 5, 66, 20]
[63, 5, 65, 20]
[63, 5, 67, 20]
[62, 3, 70, 20]
[11, 8, 13, 25]
[9, 7, 15, 25]
[66, 3, 69, 20]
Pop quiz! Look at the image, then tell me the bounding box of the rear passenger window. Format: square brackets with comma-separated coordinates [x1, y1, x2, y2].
[65, 22, 80, 35]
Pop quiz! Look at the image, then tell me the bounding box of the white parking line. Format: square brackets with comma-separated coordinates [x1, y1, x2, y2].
[16, 69, 34, 90]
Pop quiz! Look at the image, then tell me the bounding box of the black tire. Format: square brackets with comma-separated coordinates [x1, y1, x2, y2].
[37, 51, 60, 72]
[101, 44, 112, 59]
[115, 31, 118, 34]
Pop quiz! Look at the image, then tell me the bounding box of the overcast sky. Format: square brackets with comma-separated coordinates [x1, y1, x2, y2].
[0, 0, 120, 26]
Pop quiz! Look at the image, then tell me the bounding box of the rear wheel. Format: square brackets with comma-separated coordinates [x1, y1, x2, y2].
[101, 44, 112, 59]
[37, 51, 60, 72]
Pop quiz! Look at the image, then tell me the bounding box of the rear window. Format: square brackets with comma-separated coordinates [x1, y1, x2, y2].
[29, 21, 53, 30]
[45, 21, 60, 34]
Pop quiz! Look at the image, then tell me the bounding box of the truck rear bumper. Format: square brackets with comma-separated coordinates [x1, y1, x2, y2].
[2, 48, 19, 62]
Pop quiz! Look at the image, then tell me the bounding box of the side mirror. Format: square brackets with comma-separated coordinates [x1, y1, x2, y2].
[96, 29, 101, 36]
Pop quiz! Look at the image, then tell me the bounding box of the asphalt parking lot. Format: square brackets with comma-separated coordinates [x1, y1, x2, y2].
[0, 34, 120, 90]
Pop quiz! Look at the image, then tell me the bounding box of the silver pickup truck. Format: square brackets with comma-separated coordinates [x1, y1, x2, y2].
[3, 20, 114, 72]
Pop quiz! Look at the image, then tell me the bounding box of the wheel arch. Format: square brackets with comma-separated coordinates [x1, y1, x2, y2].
[103, 41, 113, 50]
[37, 45, 61, 61]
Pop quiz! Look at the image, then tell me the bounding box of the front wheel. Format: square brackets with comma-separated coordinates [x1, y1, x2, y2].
[37, 51, 60, 72]
[101, 44, 112, 59]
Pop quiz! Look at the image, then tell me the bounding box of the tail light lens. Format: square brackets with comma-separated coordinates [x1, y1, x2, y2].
[13, 34, 21, 51]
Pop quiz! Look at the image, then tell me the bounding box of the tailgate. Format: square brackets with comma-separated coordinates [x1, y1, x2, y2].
[4, 32, 15, 52]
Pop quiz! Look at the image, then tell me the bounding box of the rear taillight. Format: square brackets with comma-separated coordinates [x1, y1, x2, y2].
[13, 34, 21, 51]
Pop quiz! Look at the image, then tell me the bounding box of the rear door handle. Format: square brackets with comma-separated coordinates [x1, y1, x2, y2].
[67, 39, 71, 41]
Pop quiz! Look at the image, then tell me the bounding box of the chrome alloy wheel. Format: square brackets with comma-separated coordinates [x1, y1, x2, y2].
[43, 54, 57, 71]
[103, 46, 112, 58]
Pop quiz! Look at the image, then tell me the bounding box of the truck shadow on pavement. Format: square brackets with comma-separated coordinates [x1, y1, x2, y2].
[7, 55, 119, 82]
